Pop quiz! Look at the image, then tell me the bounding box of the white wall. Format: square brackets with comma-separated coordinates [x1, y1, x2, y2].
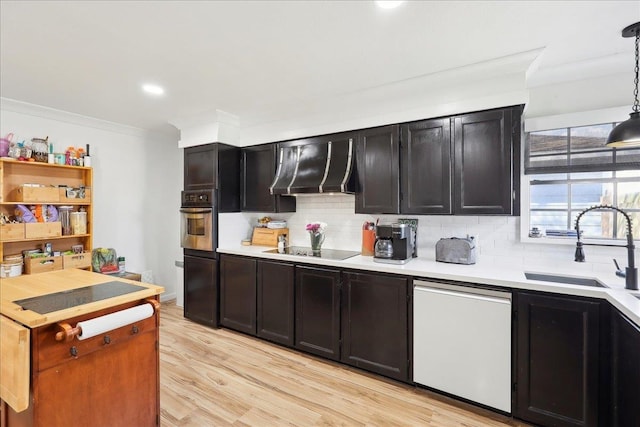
[0, 100, 182, 301]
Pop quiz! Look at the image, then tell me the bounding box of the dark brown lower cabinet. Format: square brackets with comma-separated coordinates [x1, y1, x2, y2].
[183, 255, 218, 327]
[341, 272, 410, 382]
[295, 265, 341, 360]
[515, 292, 601, 427]
[257, 260, 294, 346]
[219, 255, 257, 335]
[610, 307, 640, 427]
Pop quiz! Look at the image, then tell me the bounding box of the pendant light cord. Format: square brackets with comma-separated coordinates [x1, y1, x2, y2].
[634, 31, 639, 113]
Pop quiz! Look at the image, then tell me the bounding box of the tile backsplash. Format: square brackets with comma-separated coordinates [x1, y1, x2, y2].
[219, 194, 637, 277]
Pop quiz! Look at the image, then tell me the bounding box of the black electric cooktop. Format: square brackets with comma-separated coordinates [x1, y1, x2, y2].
[264, 246, 360, 261]
[14, 281, 147, 315]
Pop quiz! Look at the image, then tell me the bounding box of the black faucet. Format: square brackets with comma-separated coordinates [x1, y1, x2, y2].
[574, 205, 637, 290]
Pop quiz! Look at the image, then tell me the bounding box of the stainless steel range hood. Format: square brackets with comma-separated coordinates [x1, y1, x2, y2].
[269, 134, 356, 195]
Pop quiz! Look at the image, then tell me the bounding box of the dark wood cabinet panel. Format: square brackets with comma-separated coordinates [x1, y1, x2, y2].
[453, 108, 516, 215]
[355, 125, 400, 214]
[219, 255, 257, 335]
[610, 308, 640, 427]
[241, 144, 296, 213]
[295, 265, 341, 360]
[515, 292, 601, 427]
[183, 255, 218, 327]
[184, 143, 240, 212]
[341, 272, 410, 382]
[257, 260, 295, 346]
[184, 144, 216, 190]
[401, 119, 452, 214]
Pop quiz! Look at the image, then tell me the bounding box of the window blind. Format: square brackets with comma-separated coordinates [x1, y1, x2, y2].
[525, 123, 640, 174]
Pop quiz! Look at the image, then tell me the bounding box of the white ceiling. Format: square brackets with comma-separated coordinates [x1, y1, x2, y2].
[1, 1, 639, 139]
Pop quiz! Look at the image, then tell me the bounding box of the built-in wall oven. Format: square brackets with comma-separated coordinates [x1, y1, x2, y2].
[181, 190, 219, 327]
[180, 190, 215, 252]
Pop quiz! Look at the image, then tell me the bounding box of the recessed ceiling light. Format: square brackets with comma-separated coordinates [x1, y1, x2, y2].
[142, 84, 165, 96]
[376, 1, 404, 9]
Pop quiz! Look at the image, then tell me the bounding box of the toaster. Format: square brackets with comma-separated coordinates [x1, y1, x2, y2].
[435, 237, 477, 265]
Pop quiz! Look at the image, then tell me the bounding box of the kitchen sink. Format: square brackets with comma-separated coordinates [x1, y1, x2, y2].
[524, 272, 608, 288]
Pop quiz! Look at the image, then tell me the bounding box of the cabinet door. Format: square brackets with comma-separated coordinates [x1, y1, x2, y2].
[257, 260, 294, 346]
[241, 144, 296, 213]
[355, 125, 400, 214]
[401, 119, 452, 214]
[183, 255, 218, 327]
[295, 266, 341, 360]
[219, 255, 257, 335]
[184, 144, 216, 190]
[217, 144, 241, 212]
[515, 292, 600, 427]
[610, 308, 640, 427]
[341, 272, 409, 382]
[453, 108, 514, 214]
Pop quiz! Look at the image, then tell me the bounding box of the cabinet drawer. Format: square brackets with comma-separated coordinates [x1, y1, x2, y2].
[36, 309, 157, 371]
[62, 252, 91, 269]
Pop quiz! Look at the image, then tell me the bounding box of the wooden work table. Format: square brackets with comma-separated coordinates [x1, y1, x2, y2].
[0, 269, 164, 427]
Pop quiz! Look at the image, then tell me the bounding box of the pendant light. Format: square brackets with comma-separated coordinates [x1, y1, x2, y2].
[607, 22, 640, 147]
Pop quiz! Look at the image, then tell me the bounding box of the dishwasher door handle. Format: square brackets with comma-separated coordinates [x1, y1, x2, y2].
[414, 284, 511, 305]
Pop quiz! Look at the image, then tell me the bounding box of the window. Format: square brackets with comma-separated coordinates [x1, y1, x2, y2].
[526, 123, 640, 174]
[525, 123, 640, 241]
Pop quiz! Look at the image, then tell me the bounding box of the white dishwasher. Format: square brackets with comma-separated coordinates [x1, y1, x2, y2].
[413, 280, 512, 413]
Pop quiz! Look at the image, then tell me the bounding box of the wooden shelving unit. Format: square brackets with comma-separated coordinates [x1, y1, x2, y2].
[0, 159, 93, 270]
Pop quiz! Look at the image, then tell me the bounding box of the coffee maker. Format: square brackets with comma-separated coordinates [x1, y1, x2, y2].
[374, 223, 416, 264]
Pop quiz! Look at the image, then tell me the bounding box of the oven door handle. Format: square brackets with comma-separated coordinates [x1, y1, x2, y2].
[180, 208, 212, 214]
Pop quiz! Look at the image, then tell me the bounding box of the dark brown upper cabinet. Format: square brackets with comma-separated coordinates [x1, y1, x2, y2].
[240, 144, 296, 213]
[401, 118, 452, 214]
[355, 125, 400, 214]
[399, 106, 521, 216]
[184, 143, 241, 212]
[453, 107, 521, 215]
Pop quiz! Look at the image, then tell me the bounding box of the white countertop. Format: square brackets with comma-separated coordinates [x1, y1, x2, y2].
[218, 244, 640, 327]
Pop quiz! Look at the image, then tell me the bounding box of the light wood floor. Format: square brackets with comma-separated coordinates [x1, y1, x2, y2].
[159, 301, 529, 427]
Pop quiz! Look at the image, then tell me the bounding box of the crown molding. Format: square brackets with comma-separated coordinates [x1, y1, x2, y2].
[0, 97, 173, 139]
[526, 53, 628, 88]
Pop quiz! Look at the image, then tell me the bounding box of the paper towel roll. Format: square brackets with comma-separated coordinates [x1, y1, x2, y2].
[77, 303, 154, 340]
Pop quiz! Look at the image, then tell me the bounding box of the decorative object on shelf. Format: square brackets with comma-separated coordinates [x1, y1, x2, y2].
[529, 227, 543, 238]
[30, 137, 49, 162]
[0, 133, 14, 157]
[306, 222, 326, 253]
[607, 21, 640, 147]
